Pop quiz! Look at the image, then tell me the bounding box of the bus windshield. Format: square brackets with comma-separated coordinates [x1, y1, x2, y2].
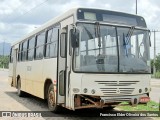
[73, 23, 150, 73]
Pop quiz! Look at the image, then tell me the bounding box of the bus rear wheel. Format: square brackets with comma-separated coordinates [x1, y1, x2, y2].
[47, 84, 62, 113]
[17, 79, 25, 97]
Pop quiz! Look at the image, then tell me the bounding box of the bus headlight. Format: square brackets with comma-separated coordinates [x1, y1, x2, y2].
[83, 88, 88, 93]
[139, 89, 142, 93]
[91, 89, 95, 94]
[73, 88, 80, 93]
[145, 88, 148, 92]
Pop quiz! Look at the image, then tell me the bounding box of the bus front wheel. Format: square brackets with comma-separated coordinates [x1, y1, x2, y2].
[47, 84, 61, 113]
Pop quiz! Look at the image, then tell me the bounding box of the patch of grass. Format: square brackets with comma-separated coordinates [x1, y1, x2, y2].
[155, 71, 160, 78]
[117, 101, 159, 111]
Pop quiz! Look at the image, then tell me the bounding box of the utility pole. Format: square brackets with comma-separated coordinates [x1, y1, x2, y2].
[2, 40, 5, 70]
[151, 30, 160, 77]
[136, 0, 137, 14]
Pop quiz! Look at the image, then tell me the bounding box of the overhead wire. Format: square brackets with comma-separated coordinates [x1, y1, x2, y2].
[10, 0, 49, 23]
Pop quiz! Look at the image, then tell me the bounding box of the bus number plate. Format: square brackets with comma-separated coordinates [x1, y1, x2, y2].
[140, 97, 150, 103]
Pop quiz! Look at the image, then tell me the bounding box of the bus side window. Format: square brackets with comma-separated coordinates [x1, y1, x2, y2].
[35, 32, 46, 60]
[21, 40, 28, 61]
[60, 33, 66, 58]
[45, 27, 58, 58]
[10, 47, 13, 63]
[27, 37, 35, 61]
[18, 43, 22, 61]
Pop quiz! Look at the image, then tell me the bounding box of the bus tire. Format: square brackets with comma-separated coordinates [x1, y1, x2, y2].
[47, 84, 62, 113]
[17, 79, 25, 97]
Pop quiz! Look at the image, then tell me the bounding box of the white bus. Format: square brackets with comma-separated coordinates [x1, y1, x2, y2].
[9, 8, 151, 112]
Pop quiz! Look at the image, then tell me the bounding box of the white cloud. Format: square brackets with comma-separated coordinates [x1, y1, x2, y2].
[0, 22, 39, 43]
[0, 23, 6, 31]
[132, 0, 160, 29]
[0, 0, 21, 15]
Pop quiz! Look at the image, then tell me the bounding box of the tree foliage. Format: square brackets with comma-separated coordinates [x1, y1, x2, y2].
[151, 54, 160, 73]
[0, 55, 9, 68]
[155, 54, 160, 72]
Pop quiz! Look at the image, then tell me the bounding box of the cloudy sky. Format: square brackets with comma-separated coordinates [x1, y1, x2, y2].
[0, 0, 160, 57]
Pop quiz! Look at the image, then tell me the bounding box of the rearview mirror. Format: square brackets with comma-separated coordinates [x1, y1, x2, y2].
[70, 29, 79, 48]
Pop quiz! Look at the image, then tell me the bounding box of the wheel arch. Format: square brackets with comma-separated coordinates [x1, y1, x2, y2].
[44, 78, 53, 99]
[16, 75, 20, 88]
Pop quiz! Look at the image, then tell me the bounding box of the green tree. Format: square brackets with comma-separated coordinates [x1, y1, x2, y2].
[0, 55, 9, 68]
[155, 54, 160, 72]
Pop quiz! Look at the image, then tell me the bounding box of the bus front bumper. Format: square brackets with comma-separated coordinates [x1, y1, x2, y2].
[74, 93, 150, 110]
[101, 94, 150, 106]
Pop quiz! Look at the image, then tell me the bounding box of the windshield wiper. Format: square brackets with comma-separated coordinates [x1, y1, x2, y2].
[125, 26, 135, 44]
[95, 22, 101, 55]
[123, 26, 135, 57]
[83, 26, 93, 39]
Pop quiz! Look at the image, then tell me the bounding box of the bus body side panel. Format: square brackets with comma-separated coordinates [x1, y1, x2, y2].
[12, 48, 18, 87]
[69, 73, 83, 109]
[42, 58, 57, 98]
[8, 46, 13, 86]
[9, 46, 18, 88]
[8, 63, 13, 86]
[25, 60, 43, 98]
[16, 62, 26, 91]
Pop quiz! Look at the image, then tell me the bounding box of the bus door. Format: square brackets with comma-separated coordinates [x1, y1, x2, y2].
[12, 48, 18, 87]
[57, 27, 67, 104]
[57, 16, 73, 106]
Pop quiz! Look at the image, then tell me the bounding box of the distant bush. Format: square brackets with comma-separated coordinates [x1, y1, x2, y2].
[155, 71, 160, 78]
[0, 55, 9, 69]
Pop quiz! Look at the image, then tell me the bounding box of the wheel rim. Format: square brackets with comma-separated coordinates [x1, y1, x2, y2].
[48, 90, 55, 106]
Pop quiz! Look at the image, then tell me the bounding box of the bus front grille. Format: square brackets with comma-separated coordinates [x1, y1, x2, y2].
[104, 98, 131, 103]
[95, 80, 138, 96]
[100, 88, 134, 96]
[95, 81, 139, 86]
